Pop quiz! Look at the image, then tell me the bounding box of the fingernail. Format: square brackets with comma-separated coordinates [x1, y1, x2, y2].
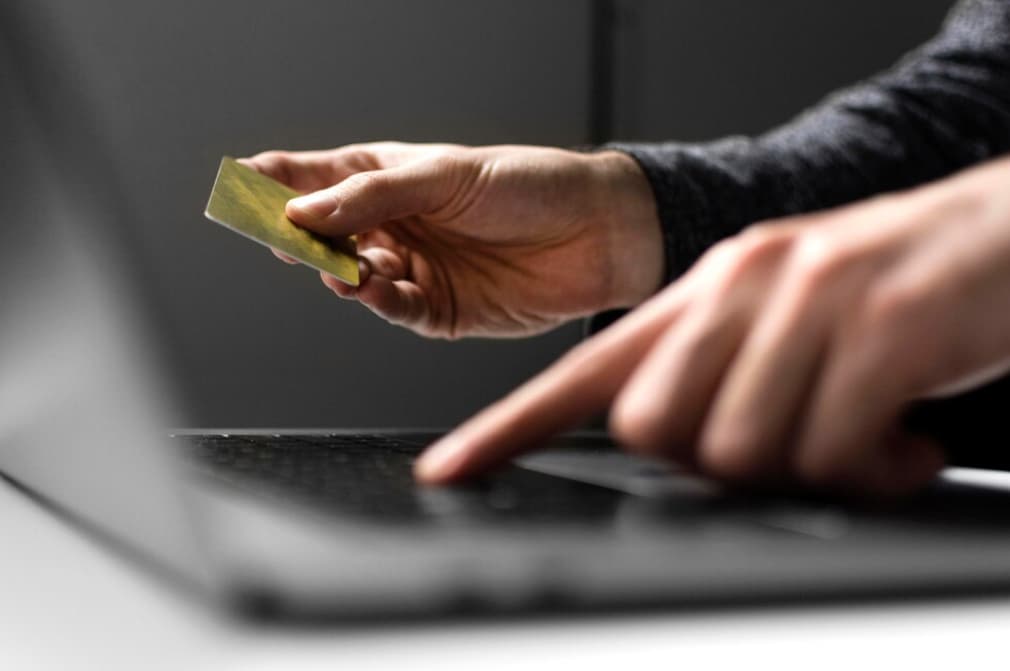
[288, 191, 336, 220]
[357, 259, 370, 283]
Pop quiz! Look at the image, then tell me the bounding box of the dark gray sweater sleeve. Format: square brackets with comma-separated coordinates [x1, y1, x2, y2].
[612, 0, 1010, 286]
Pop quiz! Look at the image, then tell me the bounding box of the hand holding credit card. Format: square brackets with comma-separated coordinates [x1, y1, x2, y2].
[204, 157, 359, 285]
[202, 144, 657, 340]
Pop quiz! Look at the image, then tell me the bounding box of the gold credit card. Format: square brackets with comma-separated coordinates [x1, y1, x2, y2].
[204, 156, 359, 285]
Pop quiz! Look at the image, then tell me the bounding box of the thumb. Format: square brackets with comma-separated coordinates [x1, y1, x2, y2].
[285, 158, 455, 236]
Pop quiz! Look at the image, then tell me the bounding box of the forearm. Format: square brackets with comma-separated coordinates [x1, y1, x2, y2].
[615, 0, 1010, 284]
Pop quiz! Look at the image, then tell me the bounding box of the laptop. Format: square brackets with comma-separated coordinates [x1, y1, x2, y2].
[3, 1, 1010, 619]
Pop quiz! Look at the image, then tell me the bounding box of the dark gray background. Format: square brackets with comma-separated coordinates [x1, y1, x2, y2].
[38, 0, 952, 428]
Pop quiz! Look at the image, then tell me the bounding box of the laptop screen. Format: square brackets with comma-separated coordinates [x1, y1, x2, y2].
[0, 1, 205, 582]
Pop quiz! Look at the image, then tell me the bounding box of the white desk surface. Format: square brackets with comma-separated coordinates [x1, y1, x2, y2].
[2, 472, 1009, 671]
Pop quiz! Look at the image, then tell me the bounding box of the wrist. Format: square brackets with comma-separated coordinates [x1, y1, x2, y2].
[589, 150, 664, 308]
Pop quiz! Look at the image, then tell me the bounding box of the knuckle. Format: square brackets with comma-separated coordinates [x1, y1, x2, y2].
[699, 225, 794, 281]
[738, 222, 787, 247]
[703, 236, 738, 261]
[788, 233, 850, 289]
[423, 152, 465, 175]
[344, 171, 387, 198]
[735, 222, 795, 257]
[849, 283, 939, 386]
[688, 240, 735, 281]
[254, 149, 288, 163]
[361, 141, 400, 152]
[330, 143, 368, 160]
[421, 142, 466, 158]
[859, 280, 928, 330]
[329, 143, 384, 172]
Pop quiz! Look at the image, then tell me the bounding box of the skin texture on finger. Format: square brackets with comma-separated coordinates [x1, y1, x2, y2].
[285, 159, 458, 238]
[608, 297, 752, 466]
[356, 246, 408, 282]
[610, 230, 794, 464]
[357, 276, 431, 332]
[272, 248, 300, 265]
[356, 228, 406, 256]
[317, 237, 437, 328]
[320, 270, 357, 299]
[237, 143, 447, 188]
[697, 272, 835, 481]
[238, 151, 361, 194]
[791, 330, 928, 494]
[319, 246, 433, 331]
[414, 284, 691, 482]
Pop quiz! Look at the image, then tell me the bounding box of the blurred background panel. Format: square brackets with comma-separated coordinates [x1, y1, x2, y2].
[41, 0, 591, 428]
[36, 0, 955, 427]
[613, 0, 954, 139]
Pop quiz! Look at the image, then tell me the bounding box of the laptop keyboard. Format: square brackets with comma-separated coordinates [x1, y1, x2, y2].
[173, 433, 623, 525]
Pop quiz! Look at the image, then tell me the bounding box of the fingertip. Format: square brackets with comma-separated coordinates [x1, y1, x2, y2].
[287, 192, 336, 224]
[271, 248, 300, 265]
[237, 156, 272, 178]
[413, 438, 468, 483]
[321, 271, 357, 299]
[353, 274, 410, 323]
[319, 271, 338, 290]
[357, 258, 371, 283]
[285, 200, 314, 224]
[413, 458, 449, 484]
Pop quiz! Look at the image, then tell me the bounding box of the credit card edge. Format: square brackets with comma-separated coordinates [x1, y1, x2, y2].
[203, 211, 360, 287]
[202, 156, 360, 287]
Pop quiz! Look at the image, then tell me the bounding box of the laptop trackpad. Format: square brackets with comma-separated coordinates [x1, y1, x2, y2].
[516, 449, 722, 500]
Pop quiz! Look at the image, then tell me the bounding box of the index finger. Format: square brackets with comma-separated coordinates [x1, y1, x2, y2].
[238, 143, 442, 193]
[413, 286, 689, 483]
[237, 151, 343, 193]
